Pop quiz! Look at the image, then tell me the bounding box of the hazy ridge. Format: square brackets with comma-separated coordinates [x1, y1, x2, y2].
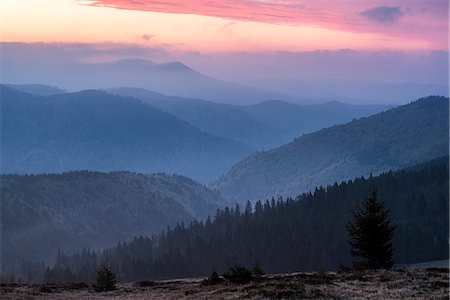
[0, 85, 252, 183]
[213, 96, 449, 202]
[109, 87, 391, 149]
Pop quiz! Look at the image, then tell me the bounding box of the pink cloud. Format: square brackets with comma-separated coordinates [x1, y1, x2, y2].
[78, 0, 449, 49]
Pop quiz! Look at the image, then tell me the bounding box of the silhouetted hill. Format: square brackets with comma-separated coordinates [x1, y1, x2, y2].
[109, 87, 391, 149]
[0, 85, 252, 182]
[5, 83, 66, 96]
[0, 171, 225, 268]
[213, 96, 449, 201]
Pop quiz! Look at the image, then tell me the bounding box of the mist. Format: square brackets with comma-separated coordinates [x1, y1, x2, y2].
[1, 42, 448, 104]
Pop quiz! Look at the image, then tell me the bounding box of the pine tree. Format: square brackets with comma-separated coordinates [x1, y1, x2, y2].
[346, 192, 396, 269]
[93, 258, 116, 292]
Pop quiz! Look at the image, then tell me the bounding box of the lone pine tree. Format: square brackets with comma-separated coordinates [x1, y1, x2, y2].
[346, 192, 396, 269]
[93, 259, 116, 292]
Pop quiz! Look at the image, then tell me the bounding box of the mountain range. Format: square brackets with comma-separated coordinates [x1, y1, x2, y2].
[109, 87, 391, 149]
[213, 96, 449, 202]
[1, 171, 224, 268]
[41, 157, 449, 282]
[2, 59, 293, 105]
[0, 85, 252, 183]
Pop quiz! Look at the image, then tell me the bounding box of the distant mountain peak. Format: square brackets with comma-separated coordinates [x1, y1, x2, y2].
[158, 61, 196, 73]
[109, 59, 197, 73]
[113, 58, 156, 66]
[251, 99, 293, 107]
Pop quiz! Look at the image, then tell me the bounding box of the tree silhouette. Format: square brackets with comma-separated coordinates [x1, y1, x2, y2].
[93, 258, 116, 292]
[346, 192, 396, 269]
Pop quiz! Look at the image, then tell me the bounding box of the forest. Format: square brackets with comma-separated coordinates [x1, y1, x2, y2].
[13, 156, 447, 283]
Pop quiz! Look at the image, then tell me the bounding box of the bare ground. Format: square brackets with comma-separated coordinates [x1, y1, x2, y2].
[1, 268, 448, 299]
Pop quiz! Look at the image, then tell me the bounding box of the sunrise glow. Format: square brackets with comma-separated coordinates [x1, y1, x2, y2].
[1, 0, 448, 52]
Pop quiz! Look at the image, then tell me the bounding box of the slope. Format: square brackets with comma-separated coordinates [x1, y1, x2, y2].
[43, 157, 449, 281]
[0, 171, 225, 268]
[0, 85, 253, 182]
[109, 87, 391, 149]
[4, 83, 66, 96]
[213, 96, 449, 201]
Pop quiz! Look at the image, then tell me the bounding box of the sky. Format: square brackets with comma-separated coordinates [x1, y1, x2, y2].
[0, 0, 449, 103]
[1, 0, 448, 52]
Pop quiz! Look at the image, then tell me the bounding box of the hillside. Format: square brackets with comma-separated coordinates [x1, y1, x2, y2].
[108, 87, 278, 149]
[109, 87, 390, 149]
[0, 85, 252, 182]
[41, 157, 449, 282]
[5, 83, 66, 96]
[0, 171, 225, 270]
[213, 96, 449, 201]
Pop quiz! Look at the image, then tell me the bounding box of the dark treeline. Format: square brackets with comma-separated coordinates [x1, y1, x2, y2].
[14, 157, 450, 283]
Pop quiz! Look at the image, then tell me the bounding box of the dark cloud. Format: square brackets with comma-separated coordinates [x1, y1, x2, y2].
[141, 34, 154, 41]
[360, 6, 402, 24]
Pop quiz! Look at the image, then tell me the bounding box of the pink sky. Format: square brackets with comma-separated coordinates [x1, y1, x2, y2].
[1, 0, 448, 51]
[80, 0, 449, 50]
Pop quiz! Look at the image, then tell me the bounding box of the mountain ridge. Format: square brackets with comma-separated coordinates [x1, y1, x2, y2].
[213, 96, 449, 202]
[0, 85, 253, 183]
[0, 170, 226, 268]
[109, 87, 392, 149]
[39, 157, 449, 282]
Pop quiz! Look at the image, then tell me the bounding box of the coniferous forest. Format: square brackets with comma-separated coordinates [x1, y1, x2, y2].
[36, 157, 448, 283]
[2, 4, 450, 298]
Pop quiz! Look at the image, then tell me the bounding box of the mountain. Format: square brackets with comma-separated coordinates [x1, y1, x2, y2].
[0, 85, 253, 182]
[213, 96, 449, 202]
[5, 84, 66, 96]
[42, 157, 449, 282]
[0, 171, 225, 268]
[86, 59, 296, 105]
[108, 87, 279, 149]
[2, 58, 293, 105]
[109, 87, 391, 149]
[241, 100, 393, 148]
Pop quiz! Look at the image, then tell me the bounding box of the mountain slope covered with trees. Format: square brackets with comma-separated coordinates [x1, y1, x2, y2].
[213, 96, 449, 201]
[110, 87, 390, 149]
[41, 157, 448, 282]
[1, 171, 225, 271]
[0, 85, 252, 182]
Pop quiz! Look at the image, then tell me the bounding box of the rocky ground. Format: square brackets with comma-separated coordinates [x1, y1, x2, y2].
[1, 268, 448, 299]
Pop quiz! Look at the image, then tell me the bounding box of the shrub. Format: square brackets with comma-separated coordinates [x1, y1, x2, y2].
[134, 280, 156, 287]
[39, 285, 52, 293]
[93, 263, 116, 292]
[252, 264, 265, 281]
[202, 271, 223, 286]
[223, 266, 253, 284]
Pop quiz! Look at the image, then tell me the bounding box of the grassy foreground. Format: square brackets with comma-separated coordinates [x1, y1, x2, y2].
[1, 268, 448, 299]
